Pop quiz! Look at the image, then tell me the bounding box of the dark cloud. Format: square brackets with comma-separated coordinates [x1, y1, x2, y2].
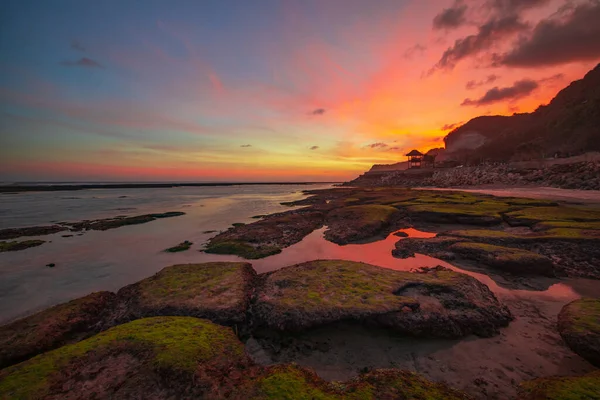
[310, 108, 326, 115]
[496, 1, 600, 68]
[461, 79, 538, 106]
[486, 0, 551, 15]
[60, 57, 103, 68]
[433, 1, 468, 30]
[366, 142, 388, 149]
[309, 145, 319, 150]
[466, 74, 499, 90]
[441, 122, 464, 131]
[71, 40, 85, 52]
[434, 15, 527, 70]
[240, 144, 252, 148]
[403, 44, 427, 59]
[388, 146, 401, 151]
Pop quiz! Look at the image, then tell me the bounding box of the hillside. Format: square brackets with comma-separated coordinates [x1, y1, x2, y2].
[444, 63, 600, 163]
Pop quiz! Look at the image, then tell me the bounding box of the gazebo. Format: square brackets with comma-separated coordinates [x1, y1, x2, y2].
[406, 150, 424, 169]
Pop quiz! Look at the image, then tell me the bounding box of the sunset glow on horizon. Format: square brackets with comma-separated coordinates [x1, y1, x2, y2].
[2, 0, 599, 182]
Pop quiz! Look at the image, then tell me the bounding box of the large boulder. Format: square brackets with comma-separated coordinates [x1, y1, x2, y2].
[0, 291, 117, 369]
[517, 371, 600, 400]
[117, 262, 256, 326]
[0, 317, 248, 400]
[253, 260, 512, 338]
[558, 298, 600, 367]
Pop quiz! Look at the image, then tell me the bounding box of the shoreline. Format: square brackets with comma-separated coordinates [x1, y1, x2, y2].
[0, 181, 340, 194]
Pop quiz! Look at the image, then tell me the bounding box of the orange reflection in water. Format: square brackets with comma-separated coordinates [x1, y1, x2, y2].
[251, 227, 581, 302]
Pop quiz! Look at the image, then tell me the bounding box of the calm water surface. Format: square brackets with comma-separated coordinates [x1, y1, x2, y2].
[0, 184, 592, 324]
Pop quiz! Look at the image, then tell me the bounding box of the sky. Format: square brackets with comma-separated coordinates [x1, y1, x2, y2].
[1, 0, 599, 182]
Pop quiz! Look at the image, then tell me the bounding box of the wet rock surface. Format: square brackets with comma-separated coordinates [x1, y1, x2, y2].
[253, 260, 512, 338]
[117, 262, 256, 326]
[0, 291, 117, 369]
[558, 298, 600, 368]
[205, 209, 325, 258]
[324, 205, 405, 244]
[0, 225, 67, 240]
[0, 240, 45, 252]
[517, 370, 600, 400]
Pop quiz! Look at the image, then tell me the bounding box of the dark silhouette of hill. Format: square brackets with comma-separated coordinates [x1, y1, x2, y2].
[444, 63, 600, 162]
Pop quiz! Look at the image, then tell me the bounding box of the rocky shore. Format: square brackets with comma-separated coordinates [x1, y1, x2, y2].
[350, 161, 600, 191]
[2, 186, 599, 398]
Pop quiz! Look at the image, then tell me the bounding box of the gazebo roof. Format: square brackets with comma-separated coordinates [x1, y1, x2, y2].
[406, 149, 423, 157]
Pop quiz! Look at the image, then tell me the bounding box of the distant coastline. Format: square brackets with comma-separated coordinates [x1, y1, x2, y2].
[0, 181, 340, 193]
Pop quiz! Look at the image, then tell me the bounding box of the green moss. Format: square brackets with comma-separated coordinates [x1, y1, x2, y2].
[447, 230, 516, 239]
[0, 317, 245, 400]
[561, 298, 600, 334]
[0, 240, 45, 252]
[518, 371, 600, 400]
[261, 260, 466, 315]
[204, 240, 281, 259]
[251, 365, 339, 400]
[449, 242, 548, 264]
[506, 206, 600, 224]
[498, 197, 558, 207]
[535, 220, 600, 230]
[134, 262, 250, 311]
[163, 240, 192, 252]
[405, 201, 510, 219]
[447, 228, 600, 241]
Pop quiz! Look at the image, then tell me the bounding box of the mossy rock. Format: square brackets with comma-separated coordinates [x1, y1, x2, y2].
[324, 205, 401, 244]
[448, 242, 555, 276]
[404, 201, 510, 226]
[558, 298, 600, 367]
[254, 260, 511, 337]
[446, 228, 600, 242]
[163, 240, 192, 252]
[535, 220, 600, 231]
[237, 364, 471, 400]
[505, 206, 600, 227]
[117, 262, 256, 325]
[0, 225, 67, 240]
[205, 240, 282, 259]
[0, 292, 117, 369]
[517, 370, 600, 400]
[205, 211, 324, 259]
[0, 317, 247, 400]
[0, 240, 45, 252]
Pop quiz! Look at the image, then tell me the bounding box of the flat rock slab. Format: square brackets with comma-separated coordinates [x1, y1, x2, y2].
[253, 260, 512, 338]
[0, 317, 247, 400]
[117, 262, 256, 325]
[517, 371, 600, 400]
[324, 205, 404, 244]
[0, 291, 117, 369]
[205, 210, 324, 259]
[558, 298, 600, 368]
[448, 242, 555, 276]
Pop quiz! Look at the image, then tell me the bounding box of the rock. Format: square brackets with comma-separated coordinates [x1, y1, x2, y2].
[117, 262, 256, 326]
[517, 370, 600, 400]
[0, 291, 117, 369]
[393, 237, 465, 260]
[0, 225, 67, 240]
[324, 205, 403, 244]
[0, 240, 45, 252]
[558, 298, 600, 367]
[393, 231, 410, 237]
[205, 210, 324, 259]
[164, 240, 193, 252]
[65, 211, 186, 231]
[46, 263, 55, 268]
[448, 242, 555, 276]
[405, 202, 509, 226]
[0, 317, 248, 399]
[253, 260, 512, 338]
[236, 364, 472, 400]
